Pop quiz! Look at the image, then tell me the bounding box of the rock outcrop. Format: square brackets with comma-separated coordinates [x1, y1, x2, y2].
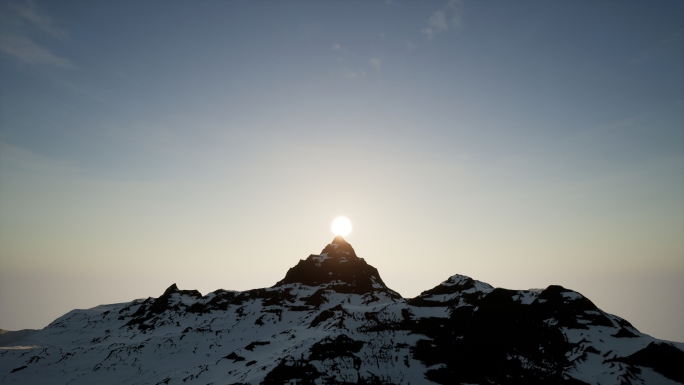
[1, 237, 682, 385]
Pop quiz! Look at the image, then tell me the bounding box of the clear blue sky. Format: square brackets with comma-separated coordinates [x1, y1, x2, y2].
[1, 0, 683, 342]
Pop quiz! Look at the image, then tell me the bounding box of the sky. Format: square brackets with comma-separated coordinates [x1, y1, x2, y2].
[0, 0, 682, 342]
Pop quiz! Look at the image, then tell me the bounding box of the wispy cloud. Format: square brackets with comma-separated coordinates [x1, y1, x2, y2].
[328, 67, 366, 80]
[0, 33, 75, 69]
[0, 0, 74, 70]
[422, 0, 463, 40]
[344, 67, 366, 79]
[332, 42, 348, 53]
[406, 40, 417, 51]
[369, 58, 382, 73]
[116, 71, 137, 85]
[11, 0, 68, 40]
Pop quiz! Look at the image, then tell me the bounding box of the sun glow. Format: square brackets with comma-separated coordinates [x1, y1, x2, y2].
[331, 216, 352, 237]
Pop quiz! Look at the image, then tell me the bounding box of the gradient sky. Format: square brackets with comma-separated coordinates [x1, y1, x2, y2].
[0, 0, 683, 342]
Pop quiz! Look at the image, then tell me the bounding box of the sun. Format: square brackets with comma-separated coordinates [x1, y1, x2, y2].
[331, 216, 352, 237]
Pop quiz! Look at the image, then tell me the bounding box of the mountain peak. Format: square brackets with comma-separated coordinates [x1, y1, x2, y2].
[331, 234, 348, 245]
[4, 237, 683, 385]
[274, 237, 397, 297]
[320, 235, 356, 258]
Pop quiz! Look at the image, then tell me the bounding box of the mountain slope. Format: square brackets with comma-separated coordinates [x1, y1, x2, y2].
[1, 237, 682, 385]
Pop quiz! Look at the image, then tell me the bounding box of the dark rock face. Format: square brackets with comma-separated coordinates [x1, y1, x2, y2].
[309, 334, 365, 364]
[122, 283, 203, 330]
[275, 236, 399, 299]
[410, 287, 576, 385]
[616, 342, 684, 383]
[262, 356, 320, 385]
[2, 237, 683, 385]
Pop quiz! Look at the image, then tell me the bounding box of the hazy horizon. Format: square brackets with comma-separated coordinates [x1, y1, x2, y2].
[1, 0, 683, 343]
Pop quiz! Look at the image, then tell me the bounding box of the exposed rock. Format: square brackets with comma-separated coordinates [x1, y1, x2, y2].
[1, 237, 681, 385]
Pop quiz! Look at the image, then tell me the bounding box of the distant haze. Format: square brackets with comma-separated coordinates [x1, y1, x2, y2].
[0, 1, 682, 342]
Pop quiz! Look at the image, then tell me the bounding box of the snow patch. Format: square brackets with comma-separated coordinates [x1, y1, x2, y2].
[312, 253, 331, 267]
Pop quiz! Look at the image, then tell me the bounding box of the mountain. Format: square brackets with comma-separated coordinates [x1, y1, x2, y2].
[0, 330, 38, 347]
[1, 236, 682, 384]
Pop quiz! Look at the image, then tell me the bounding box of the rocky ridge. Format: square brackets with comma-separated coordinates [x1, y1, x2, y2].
[1, 237, 682, 385]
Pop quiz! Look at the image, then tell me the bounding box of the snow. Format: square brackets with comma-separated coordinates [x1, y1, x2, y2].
[562, 291, 584, 301]
[563, 325, 655, 358]
[637, 367, 683, 385]
[311, 253, 331, 266]
[1, 269, 678, 385]
[0, 284, 428, 384]
[512, 290, 540, 305]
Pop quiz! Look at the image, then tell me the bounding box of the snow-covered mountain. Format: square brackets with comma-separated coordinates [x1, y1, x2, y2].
[1, 236, 682, 384]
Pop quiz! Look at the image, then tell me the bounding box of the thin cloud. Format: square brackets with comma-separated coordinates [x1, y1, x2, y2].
[116, 71, 138, 85]
[406, 40, 418, 51]
[422, 0, 463, 40]
[421, 27, 435, 40]
[0, 1, 74, 70]
[428, 10, 449, 32]
[0, 34, 75, 69]
[11, 0, 68, 40]
[328, 67, 366, 79]
[331, 42, 348, 53]
[343, 67, 366, 79]
[369, 58, 382, 73]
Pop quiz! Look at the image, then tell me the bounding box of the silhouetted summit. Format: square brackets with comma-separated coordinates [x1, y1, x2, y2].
[322, 235, 356, 256]
[274, 236, 398, 297]
[2, 236, 683, 385]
